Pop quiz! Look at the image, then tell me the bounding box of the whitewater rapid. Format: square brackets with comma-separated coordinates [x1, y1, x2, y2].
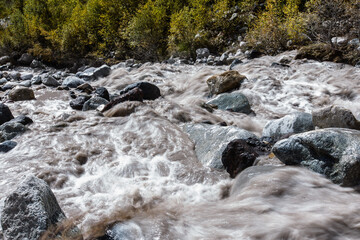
[1, 51, 360, 239]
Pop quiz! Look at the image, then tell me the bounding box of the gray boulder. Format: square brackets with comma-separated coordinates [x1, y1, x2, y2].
[272, 128, 360, 187]
[82, 97, 109, 111]
[31, 76, 42, 85]
[206, 91, 252, 114]
[312, 105, 360, 130]
[206, 70, 246, 96]
[93, 64, 111, 78]
[20, 73, 33, 81]
[0, 78, 7, 85]
[0, 122, 27, 142]
[8, 87, 35, 101]
[262, 112, 314, 141]
[183, 123, 257, 169]
[19, 80, 32, 88]
[1, 176, 71, 240]
[62, 76, 85, 88]
[0, 103, 14, 125]
[42, 76, 60, 87]
[0, 140, 17, 153]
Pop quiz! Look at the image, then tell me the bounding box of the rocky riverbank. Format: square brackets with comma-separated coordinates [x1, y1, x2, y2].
[0, 50, 360, 239]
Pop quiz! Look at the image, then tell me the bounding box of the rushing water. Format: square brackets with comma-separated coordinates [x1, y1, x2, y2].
[1, 51, 360, 239]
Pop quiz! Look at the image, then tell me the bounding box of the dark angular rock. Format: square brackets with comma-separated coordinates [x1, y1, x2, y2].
[0, 122, 27, 142]
[1, 175, 78, 240]
[0, 103, 14, 125]
[93, 65, 111, 78]
[102, 88, 143, 112]
[30, 59, 45, 69]
[206, 92, 252, 114]
[70, 95, 91, 110]
[42, 76, 60, 87]
[0, 56, 11, 65]
[17, 53, 33, 66]
[82, 97, 109, 111]
[0, 140, 17, 153]
[10, 115, 33, 125]
[31, 76, 42, 85]
[119, 82, 160, 100]
[95, 87, 110, 101]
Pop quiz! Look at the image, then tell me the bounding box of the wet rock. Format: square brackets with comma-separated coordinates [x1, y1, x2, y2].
[30, 59, 44, 69]
[272, 128, 360, 187]
[183, 123, 257, 169]
[0, 56, 10, 65]
[17, 53, 33, 66]
[312, 105, 360, 130]
[222, 139, 259, 178]
[0, 122, 27, 142]
[0, 103, 14, 125]
[1, 175, 75, 240]
[93, 64, 111, 78]
[230, 166, 279, 196]
[206, 70, 246, 96]
[10, 115, 33, 125]
[206, 91, 252, 114]
[271, 62, 290, 68]
[245, 49, 262, 59]
[63, 76, 85, 88]
[222, 138, 274, 178]
[229, 59, 242, 70]
[82, 97, 109, 111]
[103, 101, 142, 117]
[19, 80, 32, 87]
[31, 75, 42, 85]
[95, 87, 110, 101]
[262, 112, 314, 141]
[0, 140, 17, 153]
[8, 87, 35, 101]
[103, 88, 143, 112]
[75, 152, 88, 165]
[70, 95, 91, 110]
[77, 83, 94, 94]
[20, 73, 33, 81]
[119, 82, 160, 100]
[42, 75, 60, 87]
[10, 72, 21, 80]
[0, 78, 7, 85]
[196, 48, 210, 59]
[1, 82, 16, 91]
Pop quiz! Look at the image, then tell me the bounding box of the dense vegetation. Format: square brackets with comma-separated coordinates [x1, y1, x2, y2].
[0, 0, 359, 64]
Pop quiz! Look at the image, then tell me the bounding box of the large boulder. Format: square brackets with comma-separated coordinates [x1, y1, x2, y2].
[17, 53, 33, 66]
[119, 82, 160, 100]
[272, 128, 360, 187]
[62, 76, 85, 88]
[312, 105, 360, 130]
[76, 65, 111, 81]
[8, 87, 35, 101]
[262, 112, 314, 141]
[206, 70, 246, 96]
[183, 123, 257, 169]
[206, 91, 252, 114]
[82, 97, 109, 111]
[0, 122, 27, 142]
[93, 64, 111, 79]
[95, 87, 110, 101]
[1, 175, 75, 240]
[0, 103, 14, 125]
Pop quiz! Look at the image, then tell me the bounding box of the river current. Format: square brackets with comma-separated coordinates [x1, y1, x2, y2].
[1, 51, 360, 239]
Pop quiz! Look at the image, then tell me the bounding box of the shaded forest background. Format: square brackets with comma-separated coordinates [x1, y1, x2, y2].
[0, 0, 359, 64]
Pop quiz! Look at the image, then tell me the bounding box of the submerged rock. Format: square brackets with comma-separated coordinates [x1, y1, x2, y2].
[206, 70, 246, 96]
[206, 91, 252, 114]
[8, 87, 35, 101]
[0, 103, 14, 125]
[312, 105, 360, 130]
[272, 128, 360, 187]
[1, 175, 80, 239]
[262, 112, 314, 141]
[10, 115, 33, 126]
[82, 97, 109, 111]
[0, 122, 27, 142]
[183, 123, 257, 169]
[0, 140, 17, 153]
[119, 82, 160, 100]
